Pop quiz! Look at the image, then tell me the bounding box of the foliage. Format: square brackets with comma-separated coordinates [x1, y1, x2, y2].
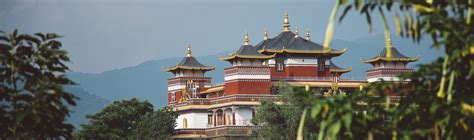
[252, 83, 320, 139]
[296, 1, 474, 140]
[76, 98, 153, 139]
[0, 30, 77, 138]
[76, 98, 177, 139]
[130, 107, 177, 139]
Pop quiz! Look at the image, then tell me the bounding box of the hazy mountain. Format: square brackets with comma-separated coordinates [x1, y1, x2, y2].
[67, 51, 232, 108]
[67, 34, 441, 107]
[65, 86, 109, 128]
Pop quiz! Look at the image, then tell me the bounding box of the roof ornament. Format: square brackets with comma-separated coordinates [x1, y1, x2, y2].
[386, 38, 393, 58]
[283, 11, 291, 32]
[264, 27, 269, 40]
[294, 26, 299, 38]
[306, 29, 311, 41]
[186, 43, 192, 57]
[244, 31, 250, 45]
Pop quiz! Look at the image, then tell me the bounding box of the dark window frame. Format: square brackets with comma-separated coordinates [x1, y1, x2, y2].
[276, 59, 285, 72]
[318, 58, 325, 72]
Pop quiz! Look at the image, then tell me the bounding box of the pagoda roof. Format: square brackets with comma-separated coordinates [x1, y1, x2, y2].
[164, 45, 215, 72]
[329, 61, 352, 73]
[256, 31, 346, 55]
[220, 45, 275, 61]
[363, 47, 419, 63]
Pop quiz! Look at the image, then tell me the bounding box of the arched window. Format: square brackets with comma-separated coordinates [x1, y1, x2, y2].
[183, 118, 188, 128]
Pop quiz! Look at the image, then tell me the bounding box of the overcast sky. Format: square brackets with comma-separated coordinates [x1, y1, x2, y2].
[1, 0, 392, 73]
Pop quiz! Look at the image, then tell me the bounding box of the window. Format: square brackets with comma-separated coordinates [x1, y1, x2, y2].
[208, 114, 213, 126]
[276, 60, 285, 72]
[171, 92, 176, 102]
[183, 118, 188, 128]
[318, 58, 325, 71]
[192, 87, 197, 98]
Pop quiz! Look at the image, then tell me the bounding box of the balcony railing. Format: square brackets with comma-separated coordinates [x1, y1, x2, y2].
[271, 76, 366, 81]
[206, 120, 253, 128]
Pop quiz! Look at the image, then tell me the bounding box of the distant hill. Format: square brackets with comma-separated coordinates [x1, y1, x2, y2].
[67, 51, 231, 108]
[67, 34, 441, 107]
[65, 86, 109, 128]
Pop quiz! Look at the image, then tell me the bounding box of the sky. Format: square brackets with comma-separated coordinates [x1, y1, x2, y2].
[1, 0, 395, 73]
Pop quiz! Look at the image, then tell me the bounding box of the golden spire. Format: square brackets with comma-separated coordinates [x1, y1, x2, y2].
[283, 11, 291, 32]
[294, 26, 299, 38]
[306, 29, 311, 41]
[264, 27, 269, 40]
[244, 31, 249, 45]
[386, 38, 393, 58]
[186, 43, 192, 57]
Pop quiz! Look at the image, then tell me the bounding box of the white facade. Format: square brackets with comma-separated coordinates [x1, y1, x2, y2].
[175, 112, 209, 129]
[175, 70, 204, 77]
[268, 58, 319, 66]
[224, 74, 271, 81]
[232, 59, 264, 67]
[234, 108, 253, 126]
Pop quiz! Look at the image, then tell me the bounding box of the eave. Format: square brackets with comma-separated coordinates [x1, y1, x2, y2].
[363, 56, 419, 63]
[330, 67, 352, 73]
[219, 53, 276, 61]
[200, 86, 225, 94]
[258, 48, 347, 55]
[162, 65, 216, 72]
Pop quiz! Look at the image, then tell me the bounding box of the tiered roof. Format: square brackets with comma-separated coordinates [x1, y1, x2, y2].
[221, 32, 275, 61]
[363, 39, 419, 64]
[164, 44, 215, 72]
[255, 11, 346, 56]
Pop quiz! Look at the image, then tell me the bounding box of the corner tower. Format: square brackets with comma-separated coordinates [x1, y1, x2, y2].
[364, 39, 419, 83]
[164, 44, 215, 104]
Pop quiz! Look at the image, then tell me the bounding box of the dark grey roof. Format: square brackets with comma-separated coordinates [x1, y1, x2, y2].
[254, 31, 327, 51]
[370, 47, 411, 59]
[235, 45, 269, 56]
[177, 56, 210, 67]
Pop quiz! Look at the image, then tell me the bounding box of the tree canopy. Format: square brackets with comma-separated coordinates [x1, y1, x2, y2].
[294, 1, 474, 140]
[0, 30, 77, 139]
[76, 98, 177, 139]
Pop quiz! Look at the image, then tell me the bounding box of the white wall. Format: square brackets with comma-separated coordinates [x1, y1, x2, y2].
[268, 58, 319, 66]
[224, 74, 270, 81]
[235, 108, 253, 126]
[175, 112, 210, 129]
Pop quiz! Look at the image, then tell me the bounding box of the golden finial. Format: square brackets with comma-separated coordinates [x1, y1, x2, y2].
[264, 27, 269, 40]
[386, 38, 393, 58]
[244, 31, 249, 45]
[306, 29, 311, 41]
[294, 26, 299, 38]
[186, 43, 192, 57]
[283, 11, 291, 32]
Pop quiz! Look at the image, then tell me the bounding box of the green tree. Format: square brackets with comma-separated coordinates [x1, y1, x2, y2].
[297, 1, 474, 140]
[77, 98, 153, 139]
[0, 30, 77, 138]
[252, 83, 320, 139]
[130, 107, 177, 139]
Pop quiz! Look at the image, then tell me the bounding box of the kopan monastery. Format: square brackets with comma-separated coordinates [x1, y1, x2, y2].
[164, 12, 419, 139]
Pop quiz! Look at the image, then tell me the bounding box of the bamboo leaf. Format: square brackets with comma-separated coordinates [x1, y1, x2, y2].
[296, 109, 307, 140]
[339, 5, 353, 23]
[323, 0, 340, 49]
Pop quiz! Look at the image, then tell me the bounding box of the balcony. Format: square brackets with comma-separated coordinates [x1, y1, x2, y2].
[271, 76, 366, 82]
